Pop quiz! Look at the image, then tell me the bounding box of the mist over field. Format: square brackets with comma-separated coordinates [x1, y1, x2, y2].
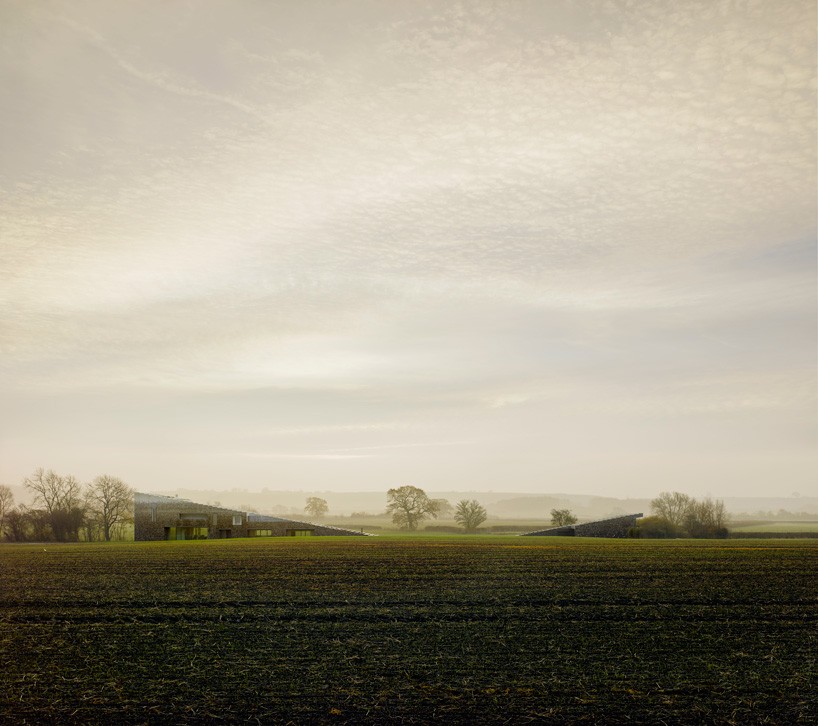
[115, 487, 818, 522]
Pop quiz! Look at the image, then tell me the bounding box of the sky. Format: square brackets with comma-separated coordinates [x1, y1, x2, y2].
[1, 0, 816, 499]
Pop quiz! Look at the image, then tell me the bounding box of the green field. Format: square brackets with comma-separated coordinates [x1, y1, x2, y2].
[1, 537, 816, 723]
[730, 521, 818, 533]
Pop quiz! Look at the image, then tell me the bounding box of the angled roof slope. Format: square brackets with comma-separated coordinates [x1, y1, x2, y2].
[134, 492, 371, 537]
[522, 513, 643, 538]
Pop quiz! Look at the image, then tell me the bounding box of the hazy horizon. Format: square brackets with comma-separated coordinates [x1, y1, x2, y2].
[2, 1, 816, 499]
[8, 481, 818, 521]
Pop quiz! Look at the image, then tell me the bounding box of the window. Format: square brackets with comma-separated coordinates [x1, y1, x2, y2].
[250, 529, 272, 537]
[232, 514, 242, 526]
[166, 526, 208, 540]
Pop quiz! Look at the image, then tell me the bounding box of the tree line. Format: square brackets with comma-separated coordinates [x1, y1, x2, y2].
[387, 501, 577, 531]
[308, 488, 586, 533]
[304, 487, 492, 533]
[385, 486, 491, 532]
[0, 468, 134, 542]
[378, 487, 729, 538]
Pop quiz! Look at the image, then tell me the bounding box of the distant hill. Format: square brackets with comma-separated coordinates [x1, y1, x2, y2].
[719, 496, 818, 519]
[7, 478, 814, 522]
[137, 488, 818, 521]
[489, 495, 652, 520]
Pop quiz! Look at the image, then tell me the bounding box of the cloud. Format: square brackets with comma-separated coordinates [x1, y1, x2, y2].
[237, 452, 375, 461]
[0, 0, 814, 494]
[264, 422, 405, 435]
[42, 11, 270, 126]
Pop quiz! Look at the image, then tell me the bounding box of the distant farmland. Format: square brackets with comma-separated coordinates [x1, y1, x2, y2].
[1, 537, 816, 723]
[730, 521, 818, 533]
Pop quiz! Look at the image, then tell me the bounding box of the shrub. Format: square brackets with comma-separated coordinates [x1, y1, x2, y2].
[630, 516, 683, 539]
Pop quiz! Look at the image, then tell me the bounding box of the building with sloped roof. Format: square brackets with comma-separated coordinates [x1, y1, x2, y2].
[134, 493, 367, 540]
[521, 513, 643, 538]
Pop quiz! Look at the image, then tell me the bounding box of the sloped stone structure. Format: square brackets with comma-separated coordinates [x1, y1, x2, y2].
[134, 493, 368, 540]
[522, 513, 643, 538]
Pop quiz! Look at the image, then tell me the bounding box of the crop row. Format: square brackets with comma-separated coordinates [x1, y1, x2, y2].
[1, 538, 816, 723]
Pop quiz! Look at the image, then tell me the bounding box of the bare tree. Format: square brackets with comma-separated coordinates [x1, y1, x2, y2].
[684, 497, 728, 537]
[0, 484, 13, 539]
[643, 492, 728, 538]
[432, 499, 454, 518]
[711, 498, 727, 529]
[24, 468, 83, 515]
[550, 508, 577, 526]
[23, 469, 85, 541]
[454, 500, 487, 532]
[24, 507, 54, 542]
[386, 485, 440, 530]
[85, 475, 134, 541]
[305, 497, 329, 519]
[3, 507, 30, 542]
[650, 491, 693, 528]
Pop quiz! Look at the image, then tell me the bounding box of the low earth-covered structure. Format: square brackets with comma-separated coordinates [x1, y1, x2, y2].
[522, 513, 643, 538]
[134, 493, 367, 541]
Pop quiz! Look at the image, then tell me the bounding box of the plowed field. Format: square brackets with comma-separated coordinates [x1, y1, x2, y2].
[1, 537, 816, 723]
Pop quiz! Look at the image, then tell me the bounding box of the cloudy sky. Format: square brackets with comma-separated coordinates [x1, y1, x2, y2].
[1, 0, 815, 498]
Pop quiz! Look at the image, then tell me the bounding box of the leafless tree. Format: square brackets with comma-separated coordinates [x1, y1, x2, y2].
[0, 484, 13, 539]
[432, 499, 454, 518]
[3, 507, 30, 542]
[684, 497, 728, 537]
[650, 491, 693, 528]
[644, 492, 728, 538]
[454, 500, 487, 532]
[24, 507, 54, 541]
[85, 475, 134, 541]
[23, 468, 85, 541]
[24, 468, 83, 515]
[305, 497, 329, 519]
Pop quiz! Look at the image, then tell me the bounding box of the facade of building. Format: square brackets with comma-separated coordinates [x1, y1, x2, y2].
[134, 493, 367, 540]
[522, 513, 643, 538]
